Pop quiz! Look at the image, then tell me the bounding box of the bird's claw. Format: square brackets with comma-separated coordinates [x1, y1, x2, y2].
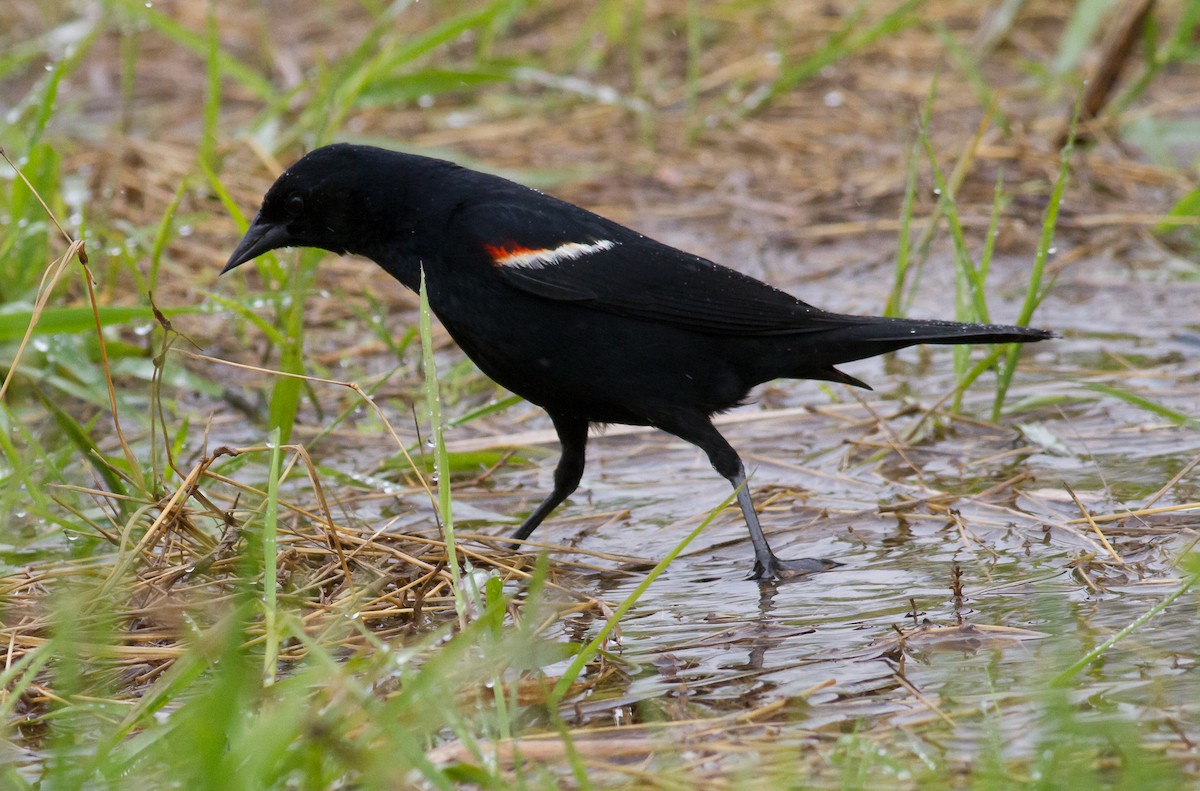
[751, 555, 840, 581]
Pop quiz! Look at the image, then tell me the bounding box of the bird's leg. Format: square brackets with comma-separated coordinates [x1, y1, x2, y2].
[730, 469, 833, 579]
[660, 414, 836, 580]
[509, 413, 589, 546]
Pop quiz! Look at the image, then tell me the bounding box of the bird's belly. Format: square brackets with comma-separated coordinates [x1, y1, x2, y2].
[437, 303, 747, 424]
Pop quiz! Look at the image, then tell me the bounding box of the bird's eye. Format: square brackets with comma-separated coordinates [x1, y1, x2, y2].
[286, 195, 305, 217]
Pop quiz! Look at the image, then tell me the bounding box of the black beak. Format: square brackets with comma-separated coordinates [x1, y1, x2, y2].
[222, 219, 292, 274]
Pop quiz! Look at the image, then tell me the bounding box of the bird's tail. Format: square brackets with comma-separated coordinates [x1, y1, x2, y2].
[800, 315, 1053, 389]
[827, 315, 1053, 349]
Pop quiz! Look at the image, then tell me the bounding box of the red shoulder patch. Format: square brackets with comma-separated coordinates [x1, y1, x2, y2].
[486, 239, 617, 270]
[485, 243, 536, 263]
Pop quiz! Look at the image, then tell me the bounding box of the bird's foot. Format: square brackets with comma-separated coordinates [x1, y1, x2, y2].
[751, 554, 840, 581]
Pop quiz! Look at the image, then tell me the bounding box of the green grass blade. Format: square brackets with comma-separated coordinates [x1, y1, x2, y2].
[1052, 0, 1116, 75]
[2, 143, 60, 297]
[1053, 566, 1199, 685]
[383, 1, 506, 71]
[262, 428, 283, 684]
[418, 266, 462, 614]
[22, 21, 101, 147]
[0, 642, 55, 722]
[1155, 184, 1200, 234]
[355, 68, 511, 106]
[937, 23, 1010, 134]
[148, 179, 188, 295]
[105, 0, 277, 102]
[746, 0, 924, 115]
[303, 0, 507, 147]
[0, 305, 194, 341]
[447, 393, 522, 429]
[885, 136, 921, 318]
[0, 403, 63, 518]
[1083, 382, 1200, 429]
[198, 5, 221, 171]
[267, 249, 320, 444]
[35, 386, 129, 498]
[919, 128, 992, 326]
[199, 292, 287, 347]
[266, 324, 305, 444]
[951, 170, 1007, 411]
[991, 97, 1076, 419]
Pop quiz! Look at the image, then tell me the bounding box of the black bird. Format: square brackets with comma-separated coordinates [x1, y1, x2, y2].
[224, 143, 1052, 579]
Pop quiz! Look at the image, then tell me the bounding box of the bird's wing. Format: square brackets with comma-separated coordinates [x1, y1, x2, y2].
[453, 202, 848, 337]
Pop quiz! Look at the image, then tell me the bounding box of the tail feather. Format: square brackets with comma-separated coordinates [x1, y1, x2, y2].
[813, 366, 874, 390]
[830, 315, 1054, 346]
[810, 315, 1053, 370]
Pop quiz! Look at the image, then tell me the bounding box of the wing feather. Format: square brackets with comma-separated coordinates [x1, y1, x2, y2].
[454, 202, 848, 337]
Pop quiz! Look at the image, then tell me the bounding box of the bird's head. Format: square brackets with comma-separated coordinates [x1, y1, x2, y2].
[222, 143, 416, 274]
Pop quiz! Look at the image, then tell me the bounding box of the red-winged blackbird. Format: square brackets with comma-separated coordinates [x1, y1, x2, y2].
[224, 143, 1052, 579]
